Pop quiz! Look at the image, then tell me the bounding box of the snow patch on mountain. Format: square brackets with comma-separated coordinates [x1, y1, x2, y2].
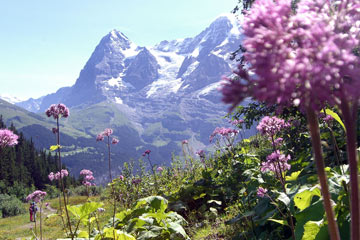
[0, 94, 26, 104]
[198, 82, 220, 96]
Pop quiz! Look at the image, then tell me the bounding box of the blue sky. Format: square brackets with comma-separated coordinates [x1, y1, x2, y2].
[0, 0, 238, 100]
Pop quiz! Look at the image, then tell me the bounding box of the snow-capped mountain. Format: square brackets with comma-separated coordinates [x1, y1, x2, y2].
[0, 94, 26, 104]
[14, 14, 250, 176]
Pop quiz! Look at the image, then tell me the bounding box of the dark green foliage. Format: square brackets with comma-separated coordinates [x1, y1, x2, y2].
[0, 116, 75, 200]
[0, 194, 26, 218]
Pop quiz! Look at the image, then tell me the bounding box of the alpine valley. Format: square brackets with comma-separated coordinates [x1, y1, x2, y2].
[1, 14, 252, 182]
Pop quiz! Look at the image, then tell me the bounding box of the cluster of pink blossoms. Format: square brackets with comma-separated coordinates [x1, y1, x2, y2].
[45, 103, 69, 119]
[80, 169, 95, 186]
[96, 128, 118, 144]
[257, 187, 268, 198]
[26, 190, 47, 203]
[256, 116, 289, 137]
[229, 119, 244, 126]
[261, 150, 291, 174]
[209, 127, 239, 142]
[48, 169, 69, 181]
[156, 166, 163, 172]
[0, 129, 18, 148]
[221, 0, 360, 111]
[142, 149, 151, 156]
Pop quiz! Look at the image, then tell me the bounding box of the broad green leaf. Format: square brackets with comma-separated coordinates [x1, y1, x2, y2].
[268, 218, 289, 226]
[286, 170, 302, 181]
[207, 200, 222, 205]
[95, 227, 135, 240]
[77, 230, 89, 238]
[295, 201, 324, 240]
[168, 221, 189, 239]
[193, 193, 206, 200]
[50, 145, 60, 151]
[294, 186, 321, 211]
[321, 108, 345, 131]
[303, 220, 322, 240]
[277, 192, 291, 206]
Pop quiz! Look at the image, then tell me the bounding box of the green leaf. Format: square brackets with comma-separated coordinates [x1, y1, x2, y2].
[95, 227, 136, 240]
[277, 192, 290, 207]
[168, 222, 189, 239]
[321, 108, 345, 131]
[303, 220, 322, 240]
[49, 145, 60, 151]
[268, 218, 289, 226]
[193, 193, 206, 200]
[77, 230, 89, 238]
[207, 200, 222, 205]
[294, 186, 321, 211]
[286, 170, 302, 181]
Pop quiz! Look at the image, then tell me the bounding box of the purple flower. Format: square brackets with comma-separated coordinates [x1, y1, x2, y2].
[273, 137, 284, 147]
[61, 169, 69, 178]
[132, 178, 142, 185]
[229, 119, 244, 126]
[80, 169, 93, 176]
[96, 134, 104, 142]
[182, 140, 188, 144]
[261, 150, 291, 174]
[157, 166, 163, 172]
[52, 128, 58, 134]
[142, 149, 151, 156]
[209, 127, 239, 142]
[26, 190, 47, 203]
[256, 116, 288, 137]
[97, 208, 105, 213]
[48, 172, 55, 181]
[257, 187, 268, 198]
[103, 128, 113, 137]
[118, 175, 124, 181]
[221, 0, 360, 111]
[196, 150, 205, 158]
[0, 129, 19, 148]
[112, 138, 119, 145]
[45, 103, 70, 119]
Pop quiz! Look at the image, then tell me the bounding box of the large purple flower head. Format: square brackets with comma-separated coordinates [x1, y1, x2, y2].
[80, 169, 93, 176]
[209, 127, 239, 142]
[256, 116, 288, 137]
[142, 149, 151, 157]
[221, 0, 360, 111]
[111, 138, 119, 145]
[26, 190, 47, 203]
[45, 103, 70, 119]
[103, 128, 113, 137]
[0, 129, 19, 148]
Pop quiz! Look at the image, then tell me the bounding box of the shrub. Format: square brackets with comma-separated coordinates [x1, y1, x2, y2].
[0, 194, 26, 218]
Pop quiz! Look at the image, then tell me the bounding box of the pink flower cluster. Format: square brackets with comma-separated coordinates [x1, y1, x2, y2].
[156, 166, 163, 172]
[45, 104, 69, 119]
[26, 190, 47, 203]
[261, 150, 291, 174]
[96, 128, 118, 144]
[229, 119, 244, 126]
[257, 187, 268, 198]
[221, 0, 360, 111]
[209, 127, 239, 142]
[0, 129, 18, 148]
[80, 169, 95, 186]
[256, 116, 289, 137]
[182, 140, 188, 144]
[48, 169, 69, 181]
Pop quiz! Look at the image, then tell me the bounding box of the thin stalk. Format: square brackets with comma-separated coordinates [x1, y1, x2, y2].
[306, 108, 340, 240]
[39, 204, 42, 240]
[106, 136, 117, 232]
[146, 154, 159, 192]
[57, 119, 73, 239]
[340, 100, 360, 240]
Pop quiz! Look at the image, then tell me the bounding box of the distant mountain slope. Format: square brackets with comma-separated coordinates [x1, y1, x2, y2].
[7, 14, 256, 180]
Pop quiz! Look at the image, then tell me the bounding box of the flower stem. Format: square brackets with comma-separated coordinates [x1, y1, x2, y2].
[57, 119, 73, 239]
[306, 108, 340, 240]
[340, 100, 360, 240]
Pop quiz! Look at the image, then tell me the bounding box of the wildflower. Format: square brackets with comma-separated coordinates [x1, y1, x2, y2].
[26, 190, 47, 203]
[261, 150, 291, 174]
[97, 208, 105, 213]
[182, 140, 188, 144]
[196, 150, 205, 158]
[256, 116, 288, 137]
[60, 169, 69, 178]
[118, 175, 124, 181]
[209, 127, 238, 142]
[132, 178, 142, 185]
[48, 172, 55, 181]
[80, 169, 95, 186]
[0, 129, 19, 148]
[52, 128, 58, 134]
[80, 169, 93, 176]
[112, 138, 119, 145]
[229, 119, 244, 125]
[157, 166, 163, 172]
[142, 149, 151, 156]
[257, 187, 268, 198]
[103, 128, 113, 137]
[45, 103, 70, 119]
[96, 134, 104, 142]
[273, 138, 284, 147]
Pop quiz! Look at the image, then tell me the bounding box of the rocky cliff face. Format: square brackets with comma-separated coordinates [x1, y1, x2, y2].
[15, 14, 251, 177]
